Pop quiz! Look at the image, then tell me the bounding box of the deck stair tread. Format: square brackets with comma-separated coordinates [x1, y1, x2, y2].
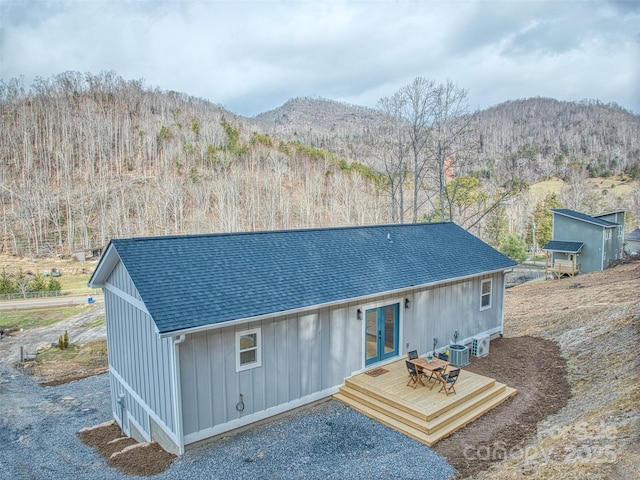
[344, 374, 497, 421]
[333, 359, 518, 446]
[338, 382, 510, 434]
[334, 386, 516, 446]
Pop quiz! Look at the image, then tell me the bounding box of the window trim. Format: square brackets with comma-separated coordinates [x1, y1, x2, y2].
[480, 278, 492, 311]
[236, 327, 262, 372]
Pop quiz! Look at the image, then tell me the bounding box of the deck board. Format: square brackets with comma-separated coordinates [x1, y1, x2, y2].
[334, 358, 517, 446]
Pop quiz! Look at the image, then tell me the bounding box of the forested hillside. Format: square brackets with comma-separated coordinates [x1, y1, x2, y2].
[1, 71, 638, 258]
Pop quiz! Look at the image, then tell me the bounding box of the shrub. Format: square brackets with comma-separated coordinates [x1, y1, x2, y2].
[47, 278, 61, 292]
[0, 269, 18, 294]
[500, 233, 528, 264]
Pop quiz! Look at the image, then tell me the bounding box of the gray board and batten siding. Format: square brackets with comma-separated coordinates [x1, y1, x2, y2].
[102, 260, 180, 452]
[89, 222, 516, 454]
[179, 271, 506, 446]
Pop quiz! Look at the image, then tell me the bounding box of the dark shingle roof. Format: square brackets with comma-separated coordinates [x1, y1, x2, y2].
[551, 209, 618, 227]
[542, 241, 584, 253]
[91, 223, 516, 334]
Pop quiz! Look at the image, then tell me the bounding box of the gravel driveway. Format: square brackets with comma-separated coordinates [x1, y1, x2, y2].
[0, 365, 455, 480]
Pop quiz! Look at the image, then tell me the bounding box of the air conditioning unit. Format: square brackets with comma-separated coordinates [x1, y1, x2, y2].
[449, 344, 470, 367]
[472, 335, 490, 357]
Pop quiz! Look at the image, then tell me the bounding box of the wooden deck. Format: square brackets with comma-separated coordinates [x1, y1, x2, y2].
[545, 258, 580, 279]
[333, 358, 517, 446]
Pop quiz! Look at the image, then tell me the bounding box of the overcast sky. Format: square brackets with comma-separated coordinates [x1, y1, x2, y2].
[1, 0, 639, 117]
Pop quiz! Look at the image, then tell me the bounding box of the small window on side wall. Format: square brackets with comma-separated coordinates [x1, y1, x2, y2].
[480, 279, 492, 310]
[236, 328, 261, 372]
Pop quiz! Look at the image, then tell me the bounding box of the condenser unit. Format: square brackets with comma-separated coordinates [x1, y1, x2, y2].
[449, 344, 470, 367]
[472, 335, 490, 357]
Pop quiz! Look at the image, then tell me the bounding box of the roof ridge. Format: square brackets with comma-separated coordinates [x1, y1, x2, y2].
[118, 222, 455, 242]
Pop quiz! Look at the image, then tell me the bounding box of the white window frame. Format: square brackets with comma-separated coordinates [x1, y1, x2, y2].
[236, 328, 262, 372]
[480, 279, 492, 311]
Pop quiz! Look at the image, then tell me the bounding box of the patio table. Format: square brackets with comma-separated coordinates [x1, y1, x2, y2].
[411, 357, 449, 388]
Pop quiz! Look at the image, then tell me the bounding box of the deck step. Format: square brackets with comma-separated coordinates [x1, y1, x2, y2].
[427, 383, 509, 432]
[343, 373, 497, 421]
[337, 386, 432, 432]
[334, 392, 436, 445]
[422, 386, 517, 444]
[338, 382, 508, 434]
[334, 385, 517, 446]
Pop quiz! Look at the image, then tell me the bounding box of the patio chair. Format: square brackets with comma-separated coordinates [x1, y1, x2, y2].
[426, 365, 447, 388]
[437, 352, 449, 361]
[406, 360, 426, 389]
[407, 350, 418, 360]
[436, 368, 460, 395]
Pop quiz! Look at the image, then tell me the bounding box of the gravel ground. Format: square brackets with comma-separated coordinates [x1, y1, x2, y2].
[0, 365, 455, 480]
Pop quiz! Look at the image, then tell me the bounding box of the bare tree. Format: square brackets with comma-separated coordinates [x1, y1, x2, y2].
[425, 80, 477, 222]
[373, 93, 411, 223]
[400, 77, 437, 222]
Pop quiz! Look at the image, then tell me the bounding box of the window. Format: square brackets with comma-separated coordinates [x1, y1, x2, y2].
[236, 328, 261, 372]
[480, 279, 492, 310]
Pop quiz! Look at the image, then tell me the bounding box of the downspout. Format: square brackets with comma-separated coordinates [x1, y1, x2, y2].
[500, 270, 510, 336]
[601, 229, 606, 271]
[172, 334, 186, 455]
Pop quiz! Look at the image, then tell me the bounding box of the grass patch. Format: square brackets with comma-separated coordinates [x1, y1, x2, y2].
[0, 306, 82, 331]
[83, 315, 106, 328]
[59, 273, 95, 296]
[37, 342, 81, 361]
[528, 177, 564, 201]
[38, 339, 107, 362]
[0, 254, 97, 297]
[36, 339, 109, 385]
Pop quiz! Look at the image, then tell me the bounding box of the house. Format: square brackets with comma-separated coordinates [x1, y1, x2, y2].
[88, 223, 516, 455]
[71, 247, 103, 262]
[543, 209, 625, 278]
[624, 228, 640, 256]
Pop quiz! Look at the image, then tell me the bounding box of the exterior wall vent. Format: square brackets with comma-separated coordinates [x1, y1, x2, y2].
[472, 335, 490, 357]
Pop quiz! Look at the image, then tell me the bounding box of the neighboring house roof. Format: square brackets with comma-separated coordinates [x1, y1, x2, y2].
[542, 241, 585, 253]
[625, 229, 640, 242]
[550, 209, 618, 228]
[594, 210, 625, 218]
[89, 223, 516, 335]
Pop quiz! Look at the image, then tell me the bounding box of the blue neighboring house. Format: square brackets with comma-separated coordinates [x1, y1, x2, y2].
[88, 222, 516, 454]
[624, 228, 640, 256]
[543, 209, 625, 278]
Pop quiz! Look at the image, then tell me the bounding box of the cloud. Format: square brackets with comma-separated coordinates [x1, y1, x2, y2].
[1, 0, 638, 116]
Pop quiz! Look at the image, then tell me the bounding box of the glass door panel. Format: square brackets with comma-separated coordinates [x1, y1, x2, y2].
[383, 305, 397, 355]
[364, 303, 399, 366]
[365, 310, 379, 363]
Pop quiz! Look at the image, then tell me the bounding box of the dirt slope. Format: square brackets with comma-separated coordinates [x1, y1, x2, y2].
[475, 260, 640, 479]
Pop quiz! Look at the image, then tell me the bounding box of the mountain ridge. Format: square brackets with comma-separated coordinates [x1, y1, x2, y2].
[1, 71, 638, 257]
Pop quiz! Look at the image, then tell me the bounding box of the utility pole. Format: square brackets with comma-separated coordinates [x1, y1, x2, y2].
[532, 219, 537, 256]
